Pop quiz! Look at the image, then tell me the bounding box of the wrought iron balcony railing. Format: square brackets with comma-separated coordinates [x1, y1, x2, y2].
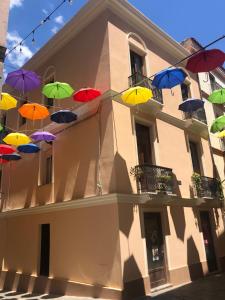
[184, 107, 207, 124]
[128, 72, 163, 104]
[193, 176, 223, 199]
[132, 164, 174, 194]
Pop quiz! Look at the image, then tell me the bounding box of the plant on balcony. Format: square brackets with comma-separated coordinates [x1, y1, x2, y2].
[191, 172, 202, 196]
[130, 166, 143, 179]
[156, 174, 172, 191]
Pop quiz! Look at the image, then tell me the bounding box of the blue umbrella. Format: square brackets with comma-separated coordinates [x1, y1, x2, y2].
[179, 98, 204, 113]
[17, 143, 40, 153]
[152, 68, 187, 89]
[2, 153, 21, 161]
[50, 110, 77, 124]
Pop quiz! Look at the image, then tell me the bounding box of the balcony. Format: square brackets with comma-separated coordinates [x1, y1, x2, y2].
[193, 175, 222, 199]
[128, 72, 163, 104]
[183, 108, 208, 138]
[133, 164, 174, 194]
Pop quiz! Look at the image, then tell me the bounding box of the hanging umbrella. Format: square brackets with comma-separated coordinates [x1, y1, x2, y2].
[73, 88, 101, 102]
[2, 153, 21, 161]
[152, 68, 187, 89]
[0, 93, 17, 110]
[208, 88, 225, 104]
[5, 69, 41, 93]
[216, 130, 225, 138]
[121, 86, 153, 105]
[0, 144, 15, 155]
[42, 82, 74, 99]
[31, 131, 56, 142]
[50, 110, 77, 124]
[3, 133, 31, 146]
[186, 49, 225, 73]
[18, 103, 49, 120]
[210, 115, 225, 133]
[179, 98, 204, 113]
[17, 143, 40, 153]
[0, 158, 9, 164]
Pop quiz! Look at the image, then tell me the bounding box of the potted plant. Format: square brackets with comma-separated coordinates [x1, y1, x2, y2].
[191, 172, 202, 197]
[156, 174, 172, 192]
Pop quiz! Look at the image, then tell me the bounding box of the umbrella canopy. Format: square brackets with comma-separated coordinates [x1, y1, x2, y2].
[0, 93, 17, 110]
[0, 144, 15, 155]
[208, 88, 225, 104]
[152, 68, 187, 89]
[3, 133, 31, 146]
[73, 88, 101, 102]
[42, 82, 74, 99]
[216, 130, 225, 139]
[5, 69, 41, 93]
[50, 110, 77, 124]
[179, 98, 204, 113]
[18, 103, 49, 120]
[31, 131, 56, 142]
[186, 49, 225, 73]
[2, 153, 21, 161]
[18, 143, 40, 153]
[121, 86, 153, 106]
[210, 115, 225, 133]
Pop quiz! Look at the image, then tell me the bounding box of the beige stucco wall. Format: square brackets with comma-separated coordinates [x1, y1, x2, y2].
[0, 0, 10, 46]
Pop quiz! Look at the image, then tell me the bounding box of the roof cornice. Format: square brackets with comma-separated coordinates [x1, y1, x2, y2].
[24, 0, 190, 71]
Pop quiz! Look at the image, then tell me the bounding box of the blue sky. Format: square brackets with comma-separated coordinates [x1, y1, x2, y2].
[5, 0, 225, 75]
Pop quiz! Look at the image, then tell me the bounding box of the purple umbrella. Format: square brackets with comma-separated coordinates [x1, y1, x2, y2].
[31, 131, 56, 142]
[5, 69, 41, 93]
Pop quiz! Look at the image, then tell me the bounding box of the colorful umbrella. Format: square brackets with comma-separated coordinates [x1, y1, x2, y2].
[152, 68, 187, 89]
[73, 88, 101, 102]
[50, 110, 77, 124]
[0, 144, 15, 155]
[31, 131, 56, 142]
[186, 49, 225, 73]
[18, 103, 49, 120]
[178, 98, 204, 113]
[42, 82, 74, 99]
[121, 86, 153, 106]
[216, 130, 225, 138]
[0, 93, 17, 110]
[17, 143, 40, 153]
[208, 88, 225, 104]
[3, 133, 31, 146]
[210, 115, 225, 133]
[2, 153, 21, 161]
[5, 69, 41, 93]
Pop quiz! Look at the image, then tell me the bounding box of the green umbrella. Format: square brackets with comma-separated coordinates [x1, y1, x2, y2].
[208, 88, 225, 104]
[210, 115, 225, 133]
[42, 82, 74, 99]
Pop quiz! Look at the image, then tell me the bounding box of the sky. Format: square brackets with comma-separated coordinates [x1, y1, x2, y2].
[4, 0, 225, 76]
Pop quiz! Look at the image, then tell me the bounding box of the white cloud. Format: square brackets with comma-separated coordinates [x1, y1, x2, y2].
[54, 15, 64, 25]
[51, 26, 59, 34]
[6, 31, 33, 68]
[10, 0, 24, 9]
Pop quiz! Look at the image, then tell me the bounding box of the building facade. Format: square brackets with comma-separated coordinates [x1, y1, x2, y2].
[1, 1, 225, 299]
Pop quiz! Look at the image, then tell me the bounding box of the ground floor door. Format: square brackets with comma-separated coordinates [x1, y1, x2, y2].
[200, 211, 217, 273]
[144, 212, 167, 288]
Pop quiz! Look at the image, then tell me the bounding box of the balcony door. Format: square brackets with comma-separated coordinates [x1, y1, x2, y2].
[189, 141, 201, 174]
[144, 212, 167, 288]
[200, 211, 217, 273]
[135, 123, 153, 165]
[130, 50, 143, 75]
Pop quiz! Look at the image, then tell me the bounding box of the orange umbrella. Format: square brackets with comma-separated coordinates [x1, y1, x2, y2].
[18, 103, 49, 120]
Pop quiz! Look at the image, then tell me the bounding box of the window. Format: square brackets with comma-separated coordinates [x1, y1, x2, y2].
[19, 101, 27, 127]
[45, 155, 52, 185]
[130, 50, 144, 76]
[181, 83, 191, 101]
[0, 113, 6, 127]
[39, 224, 50, 277]
[44, 76, 55, 108]
[189, 141, 201, 174]
[135, 123, 153, 165]
[209, 74, 216, 91]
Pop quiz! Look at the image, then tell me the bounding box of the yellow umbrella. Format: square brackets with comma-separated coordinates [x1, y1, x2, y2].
[0, 93, 17, 110]
[121, 86, 153, 106]
[3, 133, 31, 146]
[216, 130, 225, 138]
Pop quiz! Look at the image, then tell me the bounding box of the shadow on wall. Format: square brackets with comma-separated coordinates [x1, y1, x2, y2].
[169, 206, 186, 241]
[187, 236, 203, 281]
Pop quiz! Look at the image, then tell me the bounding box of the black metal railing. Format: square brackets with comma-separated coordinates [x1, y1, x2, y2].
[195, 176, 222, 198]
[184, 107, 207, 124]
[133, 164, 174, 194]
[128, 72, 163, 104]
[211, 81, 222, 92]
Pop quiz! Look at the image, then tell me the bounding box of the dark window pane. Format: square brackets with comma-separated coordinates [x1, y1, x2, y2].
[40, 224, 50, 277]
[136, 123, 152, 165]
[130, 50, 143, 75]
[181, 83, 190, 101]
[189, 141, 201, 174]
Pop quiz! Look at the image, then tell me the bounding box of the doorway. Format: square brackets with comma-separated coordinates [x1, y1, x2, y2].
[200, 211, 217, 273]
[39, 224, 50, 277]
[144, 212, 167, 288]
[135, 123, 153, 165]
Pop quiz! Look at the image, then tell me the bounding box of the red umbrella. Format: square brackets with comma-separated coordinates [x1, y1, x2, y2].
[186, 49, 225, 73]
[0, 144, 15, 155]
[73, 88, 101, 102]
